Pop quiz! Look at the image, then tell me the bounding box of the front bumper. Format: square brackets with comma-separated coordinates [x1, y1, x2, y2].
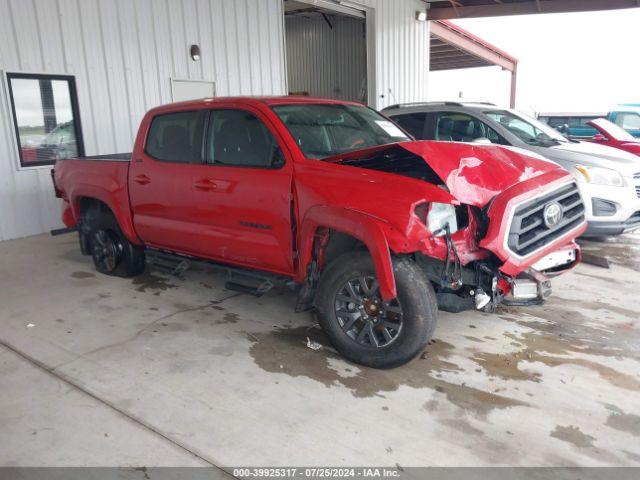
[576, 179, 640, 236]
[583, 212, 640, 236]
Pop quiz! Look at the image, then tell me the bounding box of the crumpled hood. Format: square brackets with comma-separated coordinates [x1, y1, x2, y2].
[400, 141, 563, 206]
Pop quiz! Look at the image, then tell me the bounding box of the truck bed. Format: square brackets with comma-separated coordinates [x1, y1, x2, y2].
[53, 155, 134, 235]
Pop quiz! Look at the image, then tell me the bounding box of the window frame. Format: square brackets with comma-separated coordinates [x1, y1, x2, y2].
[203, 107, 286, 170]
[143, 109, 207, 164]
[5, 71, 85, 169]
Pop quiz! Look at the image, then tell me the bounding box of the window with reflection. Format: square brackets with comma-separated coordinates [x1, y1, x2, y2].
[7, 73, 84, 167]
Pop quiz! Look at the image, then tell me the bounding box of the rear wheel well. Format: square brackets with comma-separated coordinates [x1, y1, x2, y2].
[77, 198, 116, 255]
[78, 197, 112, 218]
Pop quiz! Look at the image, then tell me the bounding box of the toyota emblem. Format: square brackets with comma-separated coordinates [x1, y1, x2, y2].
[543, 202, 563, 228]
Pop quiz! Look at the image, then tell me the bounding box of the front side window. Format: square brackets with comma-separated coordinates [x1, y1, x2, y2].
[146, 110, 205, 163]
[485, 110, 567, 147]
[6, 73, 84, 167]
[431, 111, 505, 144]
[206, 109, 280, 168]
[615, 112, 640, 131]
[272, 104, 410, 159]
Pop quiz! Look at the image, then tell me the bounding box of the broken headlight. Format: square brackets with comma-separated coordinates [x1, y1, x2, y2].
[415, 202, 467, 236]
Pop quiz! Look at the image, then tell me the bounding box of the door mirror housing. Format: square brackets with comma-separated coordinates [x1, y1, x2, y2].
[472, 137, 492, 145]
[592, 133, 607, 142]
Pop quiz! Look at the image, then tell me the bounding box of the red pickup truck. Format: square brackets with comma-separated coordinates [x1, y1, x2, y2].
[52, 97, 586, 368]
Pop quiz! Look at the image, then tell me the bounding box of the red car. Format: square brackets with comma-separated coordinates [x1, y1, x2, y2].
[52, 97, 586, 368]
[583, 118, 640, 156]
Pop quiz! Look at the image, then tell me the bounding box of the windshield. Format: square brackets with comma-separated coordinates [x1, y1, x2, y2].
[591, 118, 636, 141]
[272, 104, 410, 159]
[485, 110, 568, 147]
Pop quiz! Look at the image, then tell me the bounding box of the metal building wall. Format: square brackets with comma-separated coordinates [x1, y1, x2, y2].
[366, 0, 430, 109]
[285, 15, 367, 102]
[0, 0, 287, 241]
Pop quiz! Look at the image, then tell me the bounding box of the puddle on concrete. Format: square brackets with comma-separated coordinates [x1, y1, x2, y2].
[499, 299, 640, 361]
[472, 351, 542, 383]
[132, 273, 177, 293]
[71, 271, 96, 279]
[492, 301, 640, 390]
[603, 404, 640, 437]
[247, 325, 526, 415]
[551, 425, 596, 449]
[579, 233, 640, 271]
[464, 336, 484, 343]
[216, 312, 239, 324]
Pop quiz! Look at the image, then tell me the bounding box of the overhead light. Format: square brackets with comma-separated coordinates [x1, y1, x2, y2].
[190, 44, 201, 62]
[415, 11, 427, 22]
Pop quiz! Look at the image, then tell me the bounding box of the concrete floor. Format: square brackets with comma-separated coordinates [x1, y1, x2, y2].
[1, 233, 639, 468]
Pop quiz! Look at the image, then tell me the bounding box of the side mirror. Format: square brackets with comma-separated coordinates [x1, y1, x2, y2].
[592, 133, 607, 142]
[271, 146, 285, 168]
[472, 137, 492, 145]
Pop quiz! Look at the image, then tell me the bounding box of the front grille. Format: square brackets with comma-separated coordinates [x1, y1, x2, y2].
[636, 185, 640, 199]
[507, 182, 585, 257]
[633, 172, 640, 180]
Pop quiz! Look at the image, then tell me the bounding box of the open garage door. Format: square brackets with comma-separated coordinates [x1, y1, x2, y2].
[284, 0, 369, 103]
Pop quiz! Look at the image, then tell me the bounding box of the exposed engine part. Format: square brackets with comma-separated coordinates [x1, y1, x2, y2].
[437, 224, 463, 290]
[503, 268, 552, 306]
[474, 289, 491, 310]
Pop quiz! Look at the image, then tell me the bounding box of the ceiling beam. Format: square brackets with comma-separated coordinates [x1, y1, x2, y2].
[430, 20, 516, 71]
[430, 61, 491, 71]
[427, 0, 640, 19]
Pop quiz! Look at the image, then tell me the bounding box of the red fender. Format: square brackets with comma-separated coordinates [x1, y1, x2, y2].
[69, 188, 141, 245]
[297, 205, 397, 301]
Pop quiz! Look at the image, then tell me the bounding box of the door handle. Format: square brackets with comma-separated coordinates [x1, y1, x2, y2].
[194, 179, 217, 191]
[134, 174, 151, 185]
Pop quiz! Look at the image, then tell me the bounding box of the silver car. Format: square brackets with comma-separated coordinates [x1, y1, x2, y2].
[383, 102, 640, 236]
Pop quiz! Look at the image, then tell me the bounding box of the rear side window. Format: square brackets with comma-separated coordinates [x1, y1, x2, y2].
[146, 111, 205, 162]
[206, 109, 280, 168]
[391, 112, 427, 139]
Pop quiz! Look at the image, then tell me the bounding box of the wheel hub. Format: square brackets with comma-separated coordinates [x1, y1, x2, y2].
[363, 298, 380, 316]
[334, 275, 403, 348]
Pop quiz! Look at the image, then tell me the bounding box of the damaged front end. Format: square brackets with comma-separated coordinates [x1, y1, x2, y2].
[336, 141, 587, 312]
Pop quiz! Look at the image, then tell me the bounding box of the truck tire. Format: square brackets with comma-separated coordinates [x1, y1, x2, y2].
[87, 211, 145, 277]
[315, 252, 437, 369]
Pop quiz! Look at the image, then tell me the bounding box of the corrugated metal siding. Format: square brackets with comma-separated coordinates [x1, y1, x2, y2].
[0, 0, 287, 241]
[286, 14, 367, 101]
[365, 0, 430, 109]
